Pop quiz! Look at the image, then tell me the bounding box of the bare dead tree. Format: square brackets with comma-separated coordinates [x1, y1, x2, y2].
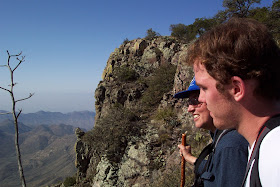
[0, 50, 34, 187]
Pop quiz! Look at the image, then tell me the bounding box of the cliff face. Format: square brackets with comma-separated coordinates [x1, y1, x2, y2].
[96, 37, 183, 120]
[74, 36, 210, 187]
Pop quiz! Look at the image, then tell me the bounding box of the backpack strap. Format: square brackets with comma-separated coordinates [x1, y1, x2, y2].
[203, 129, 235, 172]
[241, 114, 280, 187]
[194, 129, 223, 175]
[193, 129, 234, 186]
[193, 143, 213, 187]
[194, 143, 213, 175]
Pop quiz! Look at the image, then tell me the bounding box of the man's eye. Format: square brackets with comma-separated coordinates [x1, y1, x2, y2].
[200, 87, 206, 91]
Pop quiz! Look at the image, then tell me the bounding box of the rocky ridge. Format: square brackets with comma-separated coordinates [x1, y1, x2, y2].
[72, 36, 211, 187]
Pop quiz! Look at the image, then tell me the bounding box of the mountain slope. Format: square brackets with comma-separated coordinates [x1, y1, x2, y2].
[0, 123, 77, 187]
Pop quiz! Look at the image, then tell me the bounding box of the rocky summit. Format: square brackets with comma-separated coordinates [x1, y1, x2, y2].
[71, 36, 211, 187]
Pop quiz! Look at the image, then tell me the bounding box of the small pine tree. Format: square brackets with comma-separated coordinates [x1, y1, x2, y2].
[145, 28, 160, 40]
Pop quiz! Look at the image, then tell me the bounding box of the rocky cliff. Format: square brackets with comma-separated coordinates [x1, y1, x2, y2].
[73, 36, 211, 187]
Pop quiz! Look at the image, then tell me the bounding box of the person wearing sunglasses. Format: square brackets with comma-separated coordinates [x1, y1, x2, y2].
[174, 77, 248, 187]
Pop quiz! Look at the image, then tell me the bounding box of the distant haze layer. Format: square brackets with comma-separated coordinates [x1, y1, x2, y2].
[0, 91, 96, 114]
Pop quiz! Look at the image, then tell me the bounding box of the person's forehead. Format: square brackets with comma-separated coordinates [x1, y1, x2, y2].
[193, 63, 208, 85]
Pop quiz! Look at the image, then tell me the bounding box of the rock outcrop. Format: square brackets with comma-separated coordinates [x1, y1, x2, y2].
[73, 36, 210, 187]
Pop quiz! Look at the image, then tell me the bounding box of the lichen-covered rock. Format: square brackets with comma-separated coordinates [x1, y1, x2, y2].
[117, 142, 150, 185]
[75, 128, 85, 139]
[92, 157, 119, 187]
[133, 40, 148, 56]
[74, 129, 91, 180]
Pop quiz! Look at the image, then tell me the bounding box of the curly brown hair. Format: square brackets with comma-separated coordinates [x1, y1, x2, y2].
[186, 17, 280, 100]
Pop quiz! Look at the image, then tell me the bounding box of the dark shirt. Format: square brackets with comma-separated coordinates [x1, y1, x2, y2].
[199, 129, 248, 187]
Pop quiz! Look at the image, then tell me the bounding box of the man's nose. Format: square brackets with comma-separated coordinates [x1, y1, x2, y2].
[198, 89, 206, 103]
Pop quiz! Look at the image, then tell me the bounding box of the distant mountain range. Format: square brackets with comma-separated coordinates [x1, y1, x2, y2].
[0, 110, 95, 186]
[0, 110, 95, 130]
[0, 120, 78, 187]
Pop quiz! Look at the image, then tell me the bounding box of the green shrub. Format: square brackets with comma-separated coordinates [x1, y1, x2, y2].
[154, 107, 175, 122]
[141, 64, 177, 108]
[158, 133, 171, 145]
[63, 176, 76, 187]
[194, 131, 203, 142]
[170, 23, 189, 40]
[150, 164, 194, 187]
[145, 28, 160, 40]
[184, 127, 211, 158]
[82, 104, 142, 163]
[114, 66, 139, 82]
[122, 38, 129, 45]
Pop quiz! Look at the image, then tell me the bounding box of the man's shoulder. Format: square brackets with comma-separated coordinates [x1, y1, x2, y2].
[260, 125, 280, 149]
[257, 124, 280, 155]
[258, 126, 280, 186]
[217, 129, 248, 149]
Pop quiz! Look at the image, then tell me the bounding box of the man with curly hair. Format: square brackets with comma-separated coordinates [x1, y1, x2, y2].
[185, 17, 280, 186]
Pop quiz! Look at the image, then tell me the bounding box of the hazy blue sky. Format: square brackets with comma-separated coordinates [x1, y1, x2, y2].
[0, 0, 272, 113]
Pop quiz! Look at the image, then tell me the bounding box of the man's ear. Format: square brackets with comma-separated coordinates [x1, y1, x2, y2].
[230, 76, 245, 101]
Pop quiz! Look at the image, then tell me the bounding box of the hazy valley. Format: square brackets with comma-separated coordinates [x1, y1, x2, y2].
[0, 111, 95, 187]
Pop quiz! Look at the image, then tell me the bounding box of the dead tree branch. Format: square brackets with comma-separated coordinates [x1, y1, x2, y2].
[15, 93, 35, 103]
[0, 50, 34, 187]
